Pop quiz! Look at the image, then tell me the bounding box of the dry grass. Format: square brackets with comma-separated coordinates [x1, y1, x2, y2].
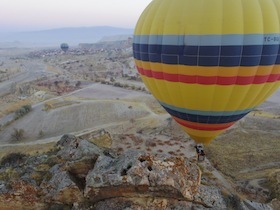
[206, 115, 280, 181]
[206, 132, 280, 179]
[44, 99, 80, 111]
[46, 65, 63, 74]
[249, 110, 280, 119]
[4, 99, 31, 114]
[206, 127, 279, 203]
[0, 142, 56, 159]
[128, 96, 165, 114]
[267, 169, 280, 199]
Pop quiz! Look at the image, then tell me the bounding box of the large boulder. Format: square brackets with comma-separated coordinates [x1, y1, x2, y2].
[41, 169, 83, 204]
[56, 134, 102, 161]
[85, 150, 201, 202]
[194, 185, 227, 209]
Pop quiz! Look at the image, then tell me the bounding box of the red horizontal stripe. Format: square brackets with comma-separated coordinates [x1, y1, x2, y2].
[173, 117, 235, 131]
[137, 67, 280, 85]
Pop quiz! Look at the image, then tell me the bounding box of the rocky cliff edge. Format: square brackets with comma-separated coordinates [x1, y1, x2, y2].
[0, 134, 271, 210]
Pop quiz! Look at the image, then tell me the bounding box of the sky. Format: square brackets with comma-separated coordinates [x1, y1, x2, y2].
[0, 0, 153, 32]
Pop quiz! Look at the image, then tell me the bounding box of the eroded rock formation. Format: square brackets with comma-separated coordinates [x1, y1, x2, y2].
[0, 134, 234, 209]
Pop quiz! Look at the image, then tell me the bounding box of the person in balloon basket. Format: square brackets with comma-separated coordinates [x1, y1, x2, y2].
[195, 144, 205, 161]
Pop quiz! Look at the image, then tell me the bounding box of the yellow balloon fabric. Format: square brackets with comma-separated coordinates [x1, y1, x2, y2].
[133, 0, 280, 144]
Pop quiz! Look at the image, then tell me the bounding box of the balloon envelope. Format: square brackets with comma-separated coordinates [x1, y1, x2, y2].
[60, 43, 69, 52]
[133, 0, 280, 144]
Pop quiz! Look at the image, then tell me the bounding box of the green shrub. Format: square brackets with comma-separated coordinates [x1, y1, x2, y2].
[223, 193, 243, 210]
[11, 128, 25, 141]
[14, 104, 32, 120]
[0, 152, 27, 167]
[267, 170, 280, 199]
[38, 130, 45, 138]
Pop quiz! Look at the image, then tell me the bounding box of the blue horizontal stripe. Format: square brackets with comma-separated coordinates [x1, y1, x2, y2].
[161, 104, 250, 124]
[158, 101, 254, 117]
[133, 34, 280, 46]
[133, 43, 280, 66]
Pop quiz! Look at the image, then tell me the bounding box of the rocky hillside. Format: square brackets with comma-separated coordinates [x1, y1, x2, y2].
[0, 133, 276, 210]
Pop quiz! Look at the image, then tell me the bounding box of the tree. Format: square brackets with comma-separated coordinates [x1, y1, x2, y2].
[75, 81, 81, 88]
[110, 77, 116, 82]
[0, 153, 26, 167]
[54, 81, 59, 87]
[14, 105, 32, 120]
[11, 128, 25, 141]
[38, 130, 45, 138]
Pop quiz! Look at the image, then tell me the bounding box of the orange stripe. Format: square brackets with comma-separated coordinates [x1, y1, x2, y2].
[173, 116, 235, 131]
[135, 59, 280, 77]
[138, 67, 280, 85]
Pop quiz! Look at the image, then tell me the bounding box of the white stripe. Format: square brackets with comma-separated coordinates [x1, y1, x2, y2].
[133, 34, 280, 46]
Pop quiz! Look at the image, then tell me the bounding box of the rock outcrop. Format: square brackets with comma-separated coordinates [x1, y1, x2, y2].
[85, 150, 201, 202]
[0, 133, 243, 209]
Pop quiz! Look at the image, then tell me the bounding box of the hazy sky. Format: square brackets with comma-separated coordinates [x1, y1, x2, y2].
[0, 0, 153, 32]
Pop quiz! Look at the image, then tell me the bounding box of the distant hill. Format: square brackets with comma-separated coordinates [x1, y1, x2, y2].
[99, 34, 132, 42]
[0, 26, 134, 47]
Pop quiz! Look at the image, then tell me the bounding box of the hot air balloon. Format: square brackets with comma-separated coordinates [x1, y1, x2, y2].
[133, 0, 280, 144]
[60, 43, 69, 52]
